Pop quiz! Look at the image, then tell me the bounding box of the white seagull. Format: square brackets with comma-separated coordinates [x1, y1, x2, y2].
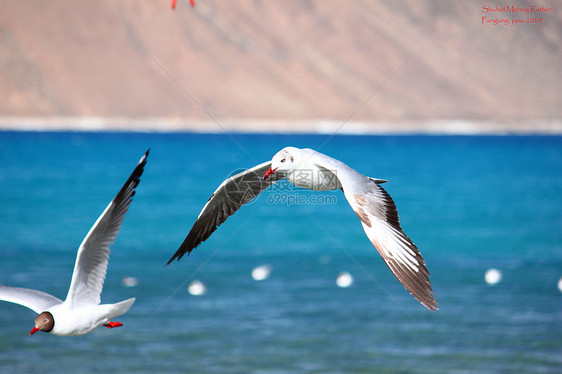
[0, 150, 149, 336]
[167, 147, 437, 311]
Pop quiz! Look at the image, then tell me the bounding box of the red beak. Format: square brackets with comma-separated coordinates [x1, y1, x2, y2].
[264, 167, 277, 180]
[30, 327, 39, 336]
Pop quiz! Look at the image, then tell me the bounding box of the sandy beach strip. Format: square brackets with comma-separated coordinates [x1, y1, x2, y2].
[0, 117, 560, 135]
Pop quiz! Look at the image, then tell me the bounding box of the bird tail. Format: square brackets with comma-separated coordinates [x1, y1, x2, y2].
[106, 297, 136, 320]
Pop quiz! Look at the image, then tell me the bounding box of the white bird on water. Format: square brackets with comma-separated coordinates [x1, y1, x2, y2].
[167, 147, 437, 311]
[0, 150, 149, 336]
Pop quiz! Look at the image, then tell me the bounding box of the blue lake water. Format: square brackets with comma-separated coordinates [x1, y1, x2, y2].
[0, 131, 560, 373]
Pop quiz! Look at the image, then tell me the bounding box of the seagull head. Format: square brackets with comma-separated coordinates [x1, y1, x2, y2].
[30, 311, 54, 335]
[264, 147, 297, 180]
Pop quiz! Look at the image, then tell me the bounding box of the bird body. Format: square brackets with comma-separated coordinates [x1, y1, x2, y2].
[44, 298, 135, 336]
[280, 147, 343, 191]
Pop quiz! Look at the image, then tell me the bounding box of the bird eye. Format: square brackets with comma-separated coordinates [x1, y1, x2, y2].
[280, 158, 286, 163]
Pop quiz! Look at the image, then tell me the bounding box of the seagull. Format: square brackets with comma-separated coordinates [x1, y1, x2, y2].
[167, 147, 437, 311]
[0, 150, 149, 336]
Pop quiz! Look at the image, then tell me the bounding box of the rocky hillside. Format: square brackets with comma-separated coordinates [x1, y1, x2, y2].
[0, 0, 560, 122]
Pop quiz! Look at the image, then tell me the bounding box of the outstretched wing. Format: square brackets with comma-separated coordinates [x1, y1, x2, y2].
[316, 160, 437, 311]
[346, 178, 437, 310]
[0, 285, 62, 313]
[167, 161, 282, 264]
[65, 150, 149, 308]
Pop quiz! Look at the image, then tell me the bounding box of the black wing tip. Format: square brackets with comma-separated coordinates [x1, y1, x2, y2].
[127, 149, 150, 182]
[166, 251, 181, 265]
[123, 149, 149, 189]
[164, 254, 178, 266]
[138, 149, 150, 168]
[165, 247, 190, 266]
[165, 237, 195, 266]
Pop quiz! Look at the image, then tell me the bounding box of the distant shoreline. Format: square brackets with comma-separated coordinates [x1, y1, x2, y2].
[0, 117, 560, 135]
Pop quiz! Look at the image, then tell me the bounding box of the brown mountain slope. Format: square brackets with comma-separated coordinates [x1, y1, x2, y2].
[0, 0, 560, 122]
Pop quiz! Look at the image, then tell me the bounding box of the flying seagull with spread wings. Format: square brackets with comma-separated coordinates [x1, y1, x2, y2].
[168, 147, 437, 311]
[0, 150, 149, 335]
